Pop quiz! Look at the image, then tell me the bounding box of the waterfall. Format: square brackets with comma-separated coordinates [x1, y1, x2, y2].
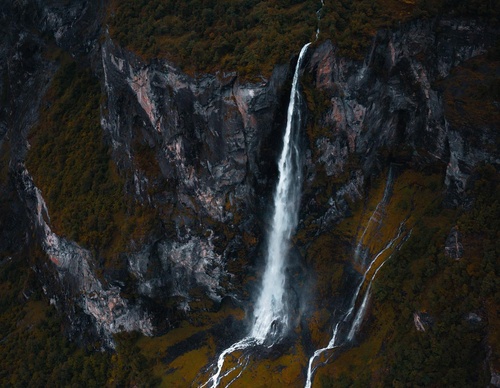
[354, 167, 394, 264]
[202, 42, 310, 388]
[347, 256, 389, 341]
[251, 42, 310, 341]
[305, 222, 411, 388]
[315, 0, 325, 40]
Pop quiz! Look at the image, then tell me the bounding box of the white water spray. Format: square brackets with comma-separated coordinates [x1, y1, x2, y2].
[251, 42, 310, 341]
[202, 43, 310, 388]
[305, 322, 340, 388]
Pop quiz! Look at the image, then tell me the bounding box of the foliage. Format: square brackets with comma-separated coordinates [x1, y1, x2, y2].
[437, 54, 500, 150]
[26, 57, 159, 268]
[108, 0, 500, 76]
[373, 165, 500, 386]
[5, 3, 499, 386]
[0, 244, 165, 387]
[109, 332, 161, 386]
[0, 247, 111, 387]
[108, 0, 318, 78]
[302, 162, 499, 386]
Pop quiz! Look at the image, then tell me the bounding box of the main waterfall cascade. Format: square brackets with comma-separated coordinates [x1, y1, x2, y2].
[199, 3, 411, 384]
[201, 43, 311, 388]
[250, 42, 310, 342]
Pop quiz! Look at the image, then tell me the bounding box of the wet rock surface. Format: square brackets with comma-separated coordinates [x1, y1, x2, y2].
[1, 0, 498, 349]
[445, 226, 464, 259]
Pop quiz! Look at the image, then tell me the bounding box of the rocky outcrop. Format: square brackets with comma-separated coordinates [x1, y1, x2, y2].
[1, 0, 296, 345]
[491, 370, 500, 387]
[314, 170, 364, 233]
[1, 0, 152, 346]
[100, 35, 293, 213]
[97, 36, 298, 330]
[127, 229, 225, 303]
[15, 167, 153, 347]
[307, 18, 498, 204]
[2, 0, 498, 348]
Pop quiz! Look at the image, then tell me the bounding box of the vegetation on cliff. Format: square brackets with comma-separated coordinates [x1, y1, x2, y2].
[312, 165, 500, 387]
[26, 55, 159, 268]
[108, 0, 499, 76]
[438, 50, 500, 149]
[1, 0, 498, 386]
[3, 163, 497, 386]
[108, 0, 318, 77]
[0, 244, 162, 387]
[297, 41, 500, 385]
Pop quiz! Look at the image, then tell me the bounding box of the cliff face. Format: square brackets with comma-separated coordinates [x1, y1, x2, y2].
[98, 36, 292, 306]
[306, 18, 497, 218]
[1, 0, 498, 364]
[96, 35, 302, 337]
[2, 0, 295, 345]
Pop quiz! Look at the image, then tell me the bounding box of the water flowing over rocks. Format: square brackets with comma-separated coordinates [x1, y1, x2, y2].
[413, 312, 427, 332]
[445, 226, 464, 259]
[1, 0, 498, 359]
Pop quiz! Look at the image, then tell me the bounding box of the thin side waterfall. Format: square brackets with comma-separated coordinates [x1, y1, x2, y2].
[305, 222, 411, 388]
[315, 0, 324, 40]
[201, 42, 310, 388]
[347, 228, 412, 342]
[354, 167, 394, 264]
[347, 256, 389, 341]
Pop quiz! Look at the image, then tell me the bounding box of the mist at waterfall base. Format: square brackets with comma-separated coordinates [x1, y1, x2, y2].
[201, 43, 310, 388]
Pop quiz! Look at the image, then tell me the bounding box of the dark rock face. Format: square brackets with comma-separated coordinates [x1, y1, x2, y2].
[307, 18, 498, 197]
[1, 0, 295, 344]
[97, 37, 297, 334]
[12, 167, 153, 347]
[1, 1, 498, 347]
[1, 0, 152, 347]
[100, 36, 290, 217]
